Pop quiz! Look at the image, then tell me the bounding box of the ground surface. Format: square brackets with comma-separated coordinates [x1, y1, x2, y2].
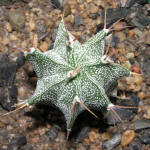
[0, 0, 150, 150]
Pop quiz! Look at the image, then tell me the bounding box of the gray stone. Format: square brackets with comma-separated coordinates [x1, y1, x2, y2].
[134, 119, 150, 131]
[75, 126, 90, 143]
[139, 129, 150, 144]
[50, 0, 64, 9]
[75, 15, 83, 26]
[36, 22, 47, 33]
[21, 145, 33, 150]
[124, 0, 148, 7]
[103, 132, 121, 150]
[130, 12, 150, 29]
[0, 54, 17, 86]
[129, 138, 142, 150]
[46, 125, 59, 140]
[8, 136, 27, 150]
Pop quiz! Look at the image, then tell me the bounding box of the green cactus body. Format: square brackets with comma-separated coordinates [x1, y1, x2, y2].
[25, 20, 130, 131]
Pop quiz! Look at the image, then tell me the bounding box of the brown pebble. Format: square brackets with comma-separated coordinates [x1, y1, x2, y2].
[123, 61, 131, 70]
[0, 121, 4, 128]
[29, 20, 36, 32]
[89, 4, 99, 14]
[101, 132, 111, 141]
[4, 22, 12, 32]
[87, 0, 92, 3]
[65, 14, 75, 24]
[32, 137, 39, 144]
[134, 75, 142, 86]
[128, 30, 135, 38]
[40, 41, 49, 52]
[138, 92, 145, 100]
[113, 22, 124, 31]
[0, 36, 2, 43]
[121, 130, 135, 147]
[143, 106, 150, 119]
[126, 53, 134, 59]
[18, 87, 26, 97]
[118, 56, 127, 63]
[132, 65, 140, 73]
[116, 31, 126, 42]
[32, 33, 38, 48]
[10, 34, 18, 41]
[88, 130, 99, 143]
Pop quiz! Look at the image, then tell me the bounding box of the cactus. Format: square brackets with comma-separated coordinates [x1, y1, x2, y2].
[12, 19, 131, 135]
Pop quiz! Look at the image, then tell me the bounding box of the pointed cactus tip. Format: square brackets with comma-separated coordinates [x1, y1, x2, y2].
[104, 28, 109, 34]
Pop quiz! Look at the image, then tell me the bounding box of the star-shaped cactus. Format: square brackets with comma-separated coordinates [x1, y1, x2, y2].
[24, 20, 130, 131]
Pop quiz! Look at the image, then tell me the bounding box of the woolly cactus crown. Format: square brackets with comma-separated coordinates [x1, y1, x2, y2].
[25, 20, 130, 131]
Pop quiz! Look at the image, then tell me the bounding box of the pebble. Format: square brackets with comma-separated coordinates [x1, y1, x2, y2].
[139, 129, 150, 144]
[31, 137, 39, 144]
[0, 121, 4, 128]
[18, 86, 26, 98]
[24, 62, 34, 76]
[118, 55, 127, 63]
[0, 86, 18, 111]
[121, 130, 135, 147]
[74, 15, 83, 26]
[36, 22, 47, 33]
[65, 14, 75, 24]
[28, 20, 36, 32]
[51, 0, 64, 9]
[8, 10, 25, 31]
[2, 36, 9, 46]
[131, 65, 141, 73]
[128, 30, 135, 38]
[134, 75, 142, 86]
[75, 126, 90, 144]
[10, 34, 18, 41]
[32, 33, 38, 48]
[4, 22, 12, 32]
[113, 22, 124, 31]
[88, 13, 98, 19]
[86, 0, 92, 3]
[142, 106, 150, 119]
[133, 28, 143, 37]
[116, 31, 126, 42]
[21, 144, 33, 150]
[122, 61, 131, 70]
[102, 132, 121, 150]
[130, 11, 150, 29]
[126, 53, 135, 59]
[88, 129, 99, 143]
[134, 119, 150, 131]
[63, 4, 71, 17]
[101, 132, 111, 141]
[137, 92, 145, 100]
[88, 4, 99, 14]
[16, 52, 25, 68]
[139, 30, 150, 45]
[8, 136, 27, 150]
[126, 74, 142, 87]
[31, 8, 42, 15]
[40, 41, 49, 52]
[46, 126, 59, 141]
[129, 138, 142, 150]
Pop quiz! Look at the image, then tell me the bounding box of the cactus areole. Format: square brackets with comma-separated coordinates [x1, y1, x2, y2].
[24, 20, 130, 131]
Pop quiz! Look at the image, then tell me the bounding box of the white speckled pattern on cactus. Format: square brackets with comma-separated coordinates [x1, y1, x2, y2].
[25, 20, 130, 130]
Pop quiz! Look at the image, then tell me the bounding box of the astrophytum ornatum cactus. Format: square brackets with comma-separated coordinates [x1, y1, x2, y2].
[24, 20, 130, 131]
